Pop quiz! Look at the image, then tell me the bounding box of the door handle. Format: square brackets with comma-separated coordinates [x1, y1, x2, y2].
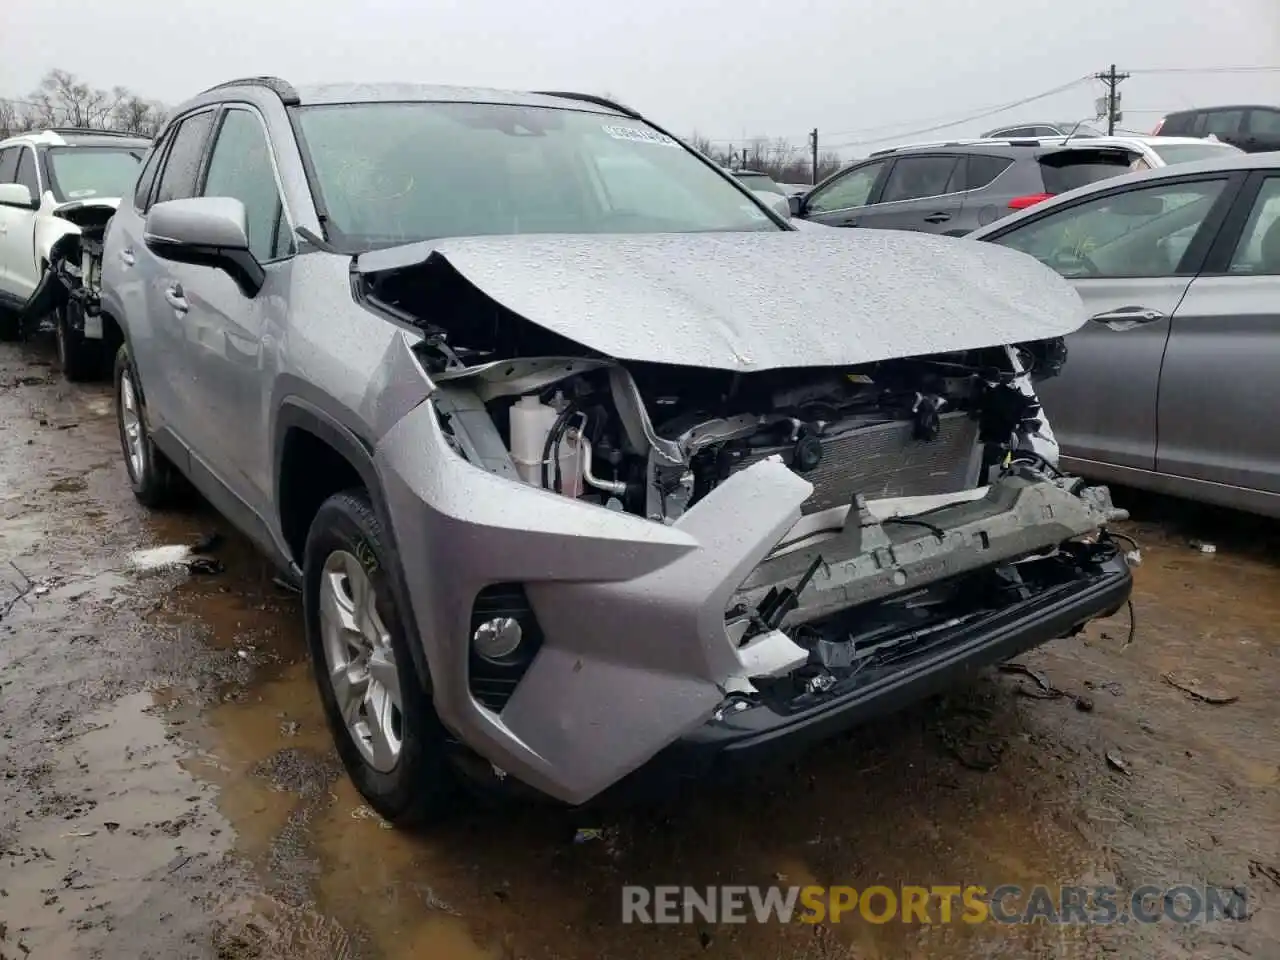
[119, 247, 135, 267]
[164, 283, 189, 314]
[1089, 306, 1166, 331]
[839, 218, 859, 227]
[923, 212, 952, 223]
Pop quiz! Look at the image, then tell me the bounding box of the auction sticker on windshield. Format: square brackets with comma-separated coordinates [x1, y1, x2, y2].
[603, 125, 679, 147]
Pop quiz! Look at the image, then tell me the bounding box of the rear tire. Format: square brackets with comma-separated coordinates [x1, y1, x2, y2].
[114, 343, 175, 508]
[303, 489, 459, 826]
[57, 303, 103, 382]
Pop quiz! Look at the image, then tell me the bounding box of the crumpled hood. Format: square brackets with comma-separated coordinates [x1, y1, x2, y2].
[358, 230, 1086, 371]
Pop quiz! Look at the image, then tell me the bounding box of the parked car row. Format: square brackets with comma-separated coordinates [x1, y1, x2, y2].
[785, 134, 1244, 236]
[2, 77, 1137, 825]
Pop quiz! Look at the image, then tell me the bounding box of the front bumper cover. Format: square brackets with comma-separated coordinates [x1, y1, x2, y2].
[376, 398, 1129, 807]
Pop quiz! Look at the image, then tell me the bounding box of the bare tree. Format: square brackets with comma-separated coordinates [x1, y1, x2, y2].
[3, 69, 167, 137]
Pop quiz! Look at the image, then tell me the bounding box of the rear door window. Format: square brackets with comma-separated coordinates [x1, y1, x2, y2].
[152, 110, 216, 205]
[880, 155, 961, 203]
[1204, 110, 1244, 137]
[1037, 150, 1135, 194]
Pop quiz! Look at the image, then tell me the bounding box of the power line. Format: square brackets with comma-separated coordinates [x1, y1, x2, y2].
[1128, 65, 1280, 75]
[824, 76, 1093, 149]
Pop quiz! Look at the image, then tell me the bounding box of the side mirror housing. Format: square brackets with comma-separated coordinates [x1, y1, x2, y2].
[787, 193, 805, 218]
[143, 197, 265, 297]
[0, 183, 37, 210]
[752, 189, 791, 220]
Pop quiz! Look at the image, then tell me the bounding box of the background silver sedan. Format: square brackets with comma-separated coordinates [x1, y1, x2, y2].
[969, 151, 1280, 517]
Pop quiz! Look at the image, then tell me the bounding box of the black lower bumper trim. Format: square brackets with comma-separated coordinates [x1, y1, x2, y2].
[592, 555, 1132, 806]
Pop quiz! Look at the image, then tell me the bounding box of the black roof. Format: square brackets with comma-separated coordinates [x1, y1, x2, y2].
[1163, 104, 1278, 117]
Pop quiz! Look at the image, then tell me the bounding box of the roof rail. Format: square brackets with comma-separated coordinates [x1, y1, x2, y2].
[40, 127, 145, 138]
[199, 76, 300, 106]
[532, 90, 640, 119]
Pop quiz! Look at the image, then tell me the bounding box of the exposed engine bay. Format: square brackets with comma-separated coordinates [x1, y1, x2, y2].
[19, 203, 113, 340]
[430, 350, 1049, 525]
[363, 244, 1126, 714]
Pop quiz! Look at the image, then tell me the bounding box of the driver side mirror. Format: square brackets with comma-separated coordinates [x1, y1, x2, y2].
[0, 183, 37, 210]
[143, 197, 265, 297]
[788, 193, 805, 218]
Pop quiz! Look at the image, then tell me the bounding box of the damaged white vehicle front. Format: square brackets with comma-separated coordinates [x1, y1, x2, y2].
[363, 229, 1134, 806]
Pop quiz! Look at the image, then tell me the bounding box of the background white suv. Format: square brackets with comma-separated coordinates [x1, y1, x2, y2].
[0, 128, 149, 377]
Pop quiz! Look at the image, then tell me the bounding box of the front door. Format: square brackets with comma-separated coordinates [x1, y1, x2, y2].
[183, 105, 295, 516]
[985, 174, 1237, 471]
[1156, 173, 1280, 495]
[799, 158, 891, 229]
[129, 108, 218, 451]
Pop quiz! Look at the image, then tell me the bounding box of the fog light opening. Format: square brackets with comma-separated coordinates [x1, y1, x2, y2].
[472, 616, 523, 661]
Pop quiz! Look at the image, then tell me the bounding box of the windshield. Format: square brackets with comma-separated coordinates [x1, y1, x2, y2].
[1149, 142, 1244, 165]
[295, 102, 780, 250]
[46, 146, 145, 202]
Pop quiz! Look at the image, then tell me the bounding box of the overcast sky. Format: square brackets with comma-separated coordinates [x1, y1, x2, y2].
[6, 0, 1279, 156]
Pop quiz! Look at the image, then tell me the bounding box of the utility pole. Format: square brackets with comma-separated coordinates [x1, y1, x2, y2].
[809, 128, 819, 184]
[1094, 64, 1130, 134]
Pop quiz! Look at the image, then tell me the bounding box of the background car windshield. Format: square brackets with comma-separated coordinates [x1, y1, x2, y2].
[295, 102, 779, 249]
[46, 147, 145, 202]
[1149, 142, 1243, 164]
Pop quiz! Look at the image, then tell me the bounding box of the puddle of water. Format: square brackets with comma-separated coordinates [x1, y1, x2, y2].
[4, 691, 235, 956]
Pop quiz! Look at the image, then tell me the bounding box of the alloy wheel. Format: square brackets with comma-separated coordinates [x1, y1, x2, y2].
[318, 549, 404, 772]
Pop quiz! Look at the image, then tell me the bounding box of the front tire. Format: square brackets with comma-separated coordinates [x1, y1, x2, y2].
[57, 303, 103, 382]
[0, 308, 21, 342]
[303, 490, 459, 826]
[114, 343, 174, 508]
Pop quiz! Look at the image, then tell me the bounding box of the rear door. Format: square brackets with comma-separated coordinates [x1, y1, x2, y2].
[1155, 172, 1280, 497]
[853, 153, 966, 234]
[983, 172, 1239, 472]
[798, 157, 891, 228]
[1241, 107, 1280, 154]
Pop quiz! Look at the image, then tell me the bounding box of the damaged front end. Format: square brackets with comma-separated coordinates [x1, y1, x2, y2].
[364, 233, 1132, 805]
[19, 202, 114, 343]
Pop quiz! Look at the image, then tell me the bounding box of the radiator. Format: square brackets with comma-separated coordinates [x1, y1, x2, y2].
[729, 411, 982, 514]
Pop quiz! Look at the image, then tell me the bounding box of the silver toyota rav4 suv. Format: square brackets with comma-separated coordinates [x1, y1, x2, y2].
[100, 77, 1133, 824]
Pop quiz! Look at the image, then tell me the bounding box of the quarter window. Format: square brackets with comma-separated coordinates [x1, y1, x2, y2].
[134, 142, 167, 210]
[153, 111, 216, 205]
[806, 160, 887, 214]
[201, 109, 293, 261]
[992, 179, 1227, 279]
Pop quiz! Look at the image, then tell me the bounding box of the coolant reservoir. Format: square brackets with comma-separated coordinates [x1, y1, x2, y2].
[509, 395, 584, 496]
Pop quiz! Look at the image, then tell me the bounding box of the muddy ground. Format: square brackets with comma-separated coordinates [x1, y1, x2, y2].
[1, 339, 1277, 960]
